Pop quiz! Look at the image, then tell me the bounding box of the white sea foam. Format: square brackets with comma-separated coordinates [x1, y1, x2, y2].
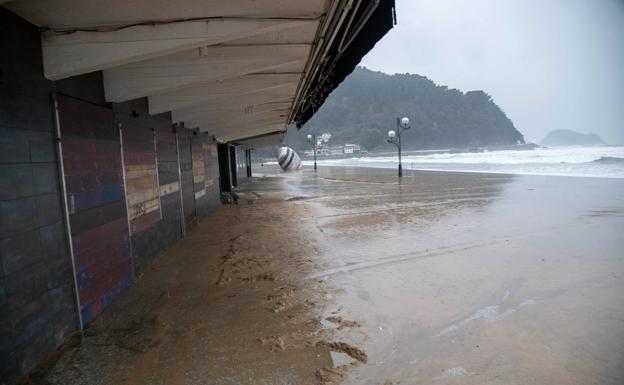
[303, 146, 624, 178]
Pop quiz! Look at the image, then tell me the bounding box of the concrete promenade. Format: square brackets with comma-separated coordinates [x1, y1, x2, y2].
[25, 167, 624, 385]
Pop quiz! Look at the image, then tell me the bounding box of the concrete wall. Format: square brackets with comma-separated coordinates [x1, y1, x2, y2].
[1, 9, 224, 384]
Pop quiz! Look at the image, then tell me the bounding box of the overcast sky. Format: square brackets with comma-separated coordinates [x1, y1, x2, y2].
[360, 0, 624, 144]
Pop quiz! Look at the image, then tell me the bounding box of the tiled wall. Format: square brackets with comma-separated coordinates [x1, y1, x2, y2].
[1, 9, 77, 383]
[1, 9, 224, 384]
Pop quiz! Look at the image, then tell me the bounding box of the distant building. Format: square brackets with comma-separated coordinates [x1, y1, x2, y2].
[343, 143, 361, 155]
[304, 143, 365, 158]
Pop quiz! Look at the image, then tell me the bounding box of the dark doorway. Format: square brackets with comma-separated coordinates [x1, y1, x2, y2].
[245, 149, 252, 177]
[229, 145, 237, 188]
[217, 143, 231, 193]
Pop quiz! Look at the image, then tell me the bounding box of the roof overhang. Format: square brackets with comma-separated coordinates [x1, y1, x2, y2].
[2, 0, 395, 145]
[231, 131, 286, 148]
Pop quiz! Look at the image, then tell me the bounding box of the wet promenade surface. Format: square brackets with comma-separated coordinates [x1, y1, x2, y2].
[29, 167, 624, 385]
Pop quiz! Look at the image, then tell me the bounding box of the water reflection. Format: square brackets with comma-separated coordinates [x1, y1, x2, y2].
[237, 167, 624, 385]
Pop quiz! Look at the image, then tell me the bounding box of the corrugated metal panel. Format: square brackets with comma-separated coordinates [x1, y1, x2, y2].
[57, 94, 133, 325]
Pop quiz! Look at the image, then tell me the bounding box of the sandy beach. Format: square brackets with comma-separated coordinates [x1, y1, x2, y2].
[28, 166, 624, 385]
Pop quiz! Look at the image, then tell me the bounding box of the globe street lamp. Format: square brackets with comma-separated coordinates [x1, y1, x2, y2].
[307, 134, 318, 171]
[387, 116, 410, 177]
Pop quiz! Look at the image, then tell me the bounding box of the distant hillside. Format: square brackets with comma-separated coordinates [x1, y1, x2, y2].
[541, 130, 606, 146]
[285, 67, 524, 151]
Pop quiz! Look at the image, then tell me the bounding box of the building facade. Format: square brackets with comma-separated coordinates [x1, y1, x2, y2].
[0, 1, 395, 383]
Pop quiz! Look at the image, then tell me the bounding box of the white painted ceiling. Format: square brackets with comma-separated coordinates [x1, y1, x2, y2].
[2, 0, 337, 143]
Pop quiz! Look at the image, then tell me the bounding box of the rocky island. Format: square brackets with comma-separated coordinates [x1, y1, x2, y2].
[541, 129, 606, 146]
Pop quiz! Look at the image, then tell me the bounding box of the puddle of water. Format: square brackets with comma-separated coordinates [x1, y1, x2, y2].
[320, 318, 335, 329]
[330, 351, 357, 367]
[446, 366, 475, 378]
[436, 293, 541, 337]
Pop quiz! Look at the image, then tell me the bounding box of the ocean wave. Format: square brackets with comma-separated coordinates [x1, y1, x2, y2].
[304, 146, 624, 178]
[591, 156, 624, 164]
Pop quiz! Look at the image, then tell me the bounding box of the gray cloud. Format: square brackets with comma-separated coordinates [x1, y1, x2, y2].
[361, 0, 624, 144]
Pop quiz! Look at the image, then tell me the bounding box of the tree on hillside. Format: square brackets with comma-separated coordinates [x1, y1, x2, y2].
[285, 67, 524, 152]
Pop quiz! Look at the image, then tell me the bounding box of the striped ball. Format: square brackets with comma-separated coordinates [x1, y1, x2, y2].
[277, 147, 302, 171]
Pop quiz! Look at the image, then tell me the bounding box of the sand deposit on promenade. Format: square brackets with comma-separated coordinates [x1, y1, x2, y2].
[26, 167, 624, 385]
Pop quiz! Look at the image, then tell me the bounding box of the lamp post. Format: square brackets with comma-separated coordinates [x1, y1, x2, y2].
[387, 116, 410, 177]
[306, 134, 318, 171]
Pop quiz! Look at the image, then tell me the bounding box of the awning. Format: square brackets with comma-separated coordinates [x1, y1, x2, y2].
[231, 131, 286, 148]
[2, 0, 395, 143]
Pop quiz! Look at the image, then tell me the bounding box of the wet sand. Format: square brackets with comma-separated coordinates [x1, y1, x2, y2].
[27, 167, 624, 385]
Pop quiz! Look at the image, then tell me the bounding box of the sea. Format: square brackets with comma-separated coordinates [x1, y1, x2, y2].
[301, 146, 624, 179]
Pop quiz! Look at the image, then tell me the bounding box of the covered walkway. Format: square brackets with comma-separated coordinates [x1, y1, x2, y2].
[21, 167, 624, 384]
[0, 1, 395, 383]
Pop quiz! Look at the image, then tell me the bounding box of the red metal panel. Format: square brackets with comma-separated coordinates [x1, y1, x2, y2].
[57, 94, 132, 325]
